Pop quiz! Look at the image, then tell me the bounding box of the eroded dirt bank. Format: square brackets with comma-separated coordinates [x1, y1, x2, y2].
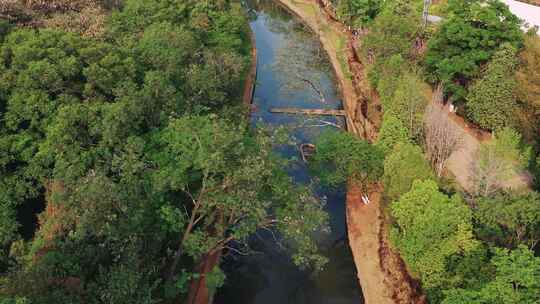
[274, 1, 425, 303]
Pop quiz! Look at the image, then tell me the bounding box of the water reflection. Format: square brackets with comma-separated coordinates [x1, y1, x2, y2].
[214, 1, 363, 303]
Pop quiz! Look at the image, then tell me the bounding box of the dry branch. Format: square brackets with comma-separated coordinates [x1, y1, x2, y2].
[424, 86, 462, 177]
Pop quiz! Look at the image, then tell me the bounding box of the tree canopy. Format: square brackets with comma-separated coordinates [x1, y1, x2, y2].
[466, 43, 518, 130]
[310, 130, 384, 187]
[442, 245, 540, 304]
[383, 143, 434, 201]
[425, 0, 523, 101]
[336, 0, 383, 27]
[391, 180, 478, 293]
[475, 192, 540, 250]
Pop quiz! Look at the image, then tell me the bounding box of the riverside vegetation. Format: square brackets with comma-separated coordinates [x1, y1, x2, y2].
[317, 0, 540, 303]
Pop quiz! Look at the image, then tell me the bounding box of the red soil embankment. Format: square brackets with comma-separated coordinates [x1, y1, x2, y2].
[347, 183, 426, 304]
[346, 183, 394, 304]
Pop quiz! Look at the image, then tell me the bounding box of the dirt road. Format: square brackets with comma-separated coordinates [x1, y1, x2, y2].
[438, 103, 531, 193]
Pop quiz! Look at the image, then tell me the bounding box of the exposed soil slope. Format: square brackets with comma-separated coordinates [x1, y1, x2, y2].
[346, 184, 394, 304]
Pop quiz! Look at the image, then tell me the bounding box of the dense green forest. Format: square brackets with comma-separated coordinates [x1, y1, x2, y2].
[321, 0, 540, 303]
[0, 1, 328, 303]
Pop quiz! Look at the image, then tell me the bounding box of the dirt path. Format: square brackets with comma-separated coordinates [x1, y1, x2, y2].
[347, 183, 426, 304]
[275, 1, 423, 303]
[437, 103, 531, 192]
[346, 184, 394, 304]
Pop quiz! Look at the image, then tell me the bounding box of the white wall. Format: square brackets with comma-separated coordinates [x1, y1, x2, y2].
[501, 0, 540, 33]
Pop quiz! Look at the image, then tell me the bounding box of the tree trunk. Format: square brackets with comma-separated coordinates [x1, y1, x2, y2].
[166, 224, 193, 283]
[184, 249, 222, 304]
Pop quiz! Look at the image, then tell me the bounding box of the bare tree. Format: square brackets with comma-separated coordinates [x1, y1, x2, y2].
[469, 128, 530, 197]
[423, 86, 462, 177]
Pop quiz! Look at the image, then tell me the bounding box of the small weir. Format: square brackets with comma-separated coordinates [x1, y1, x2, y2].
[270, 107, 347, 116]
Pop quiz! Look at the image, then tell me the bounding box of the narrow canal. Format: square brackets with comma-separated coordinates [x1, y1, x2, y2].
[215, 1, 363, 303]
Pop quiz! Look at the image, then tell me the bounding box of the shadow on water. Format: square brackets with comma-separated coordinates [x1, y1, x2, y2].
[215, 1, 364, 303]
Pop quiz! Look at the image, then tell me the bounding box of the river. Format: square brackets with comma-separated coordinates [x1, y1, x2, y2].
[214, 1, 363, 303]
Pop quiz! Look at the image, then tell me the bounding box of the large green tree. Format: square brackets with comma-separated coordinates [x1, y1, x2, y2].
[0, 1, 270, 302]
[362, 0, 421, 89]
[310, 130, 384, 187]
[425, 0, 523, 100]
[384, 71, 429, 139]
[475, 192, 540, 250]
[150, 116, 329, 283]
[391, 180, 479, 293]
[382, 143, 434, 201]
[376, 113, 410, 154]
[443, 245, 540, 304]
[336, 0, 383, 27]
[466, 44, 519, 130]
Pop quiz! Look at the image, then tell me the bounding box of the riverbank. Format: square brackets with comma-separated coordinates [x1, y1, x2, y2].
[274, 0, 423, 303]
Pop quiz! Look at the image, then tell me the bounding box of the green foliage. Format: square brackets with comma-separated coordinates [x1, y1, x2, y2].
[0, 20, 12, 43]
[475, 192, 540, 250]
[362, 0, 421, 88]
[311, 130, 384, 186]
[362, 0, 421, 61]
[89, 256, 157, 304]
[150, 116, 329, 269]
[485, 246, 540, 304]
[368, 54, 407, 95]
[205, 266, 226, 296]
[443, 245, 540, 304]
[466, 44, 519, 130]
[425, 0, 523, 100]
[383, 143, 434, 201]
[0, 1, 266, 303]
[336, 0, 383, 26]
[391, 180, 479, 292]
[0, 200, 19, 247]
[376, 113, 410, 154]
[384, 71, 429, 139]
